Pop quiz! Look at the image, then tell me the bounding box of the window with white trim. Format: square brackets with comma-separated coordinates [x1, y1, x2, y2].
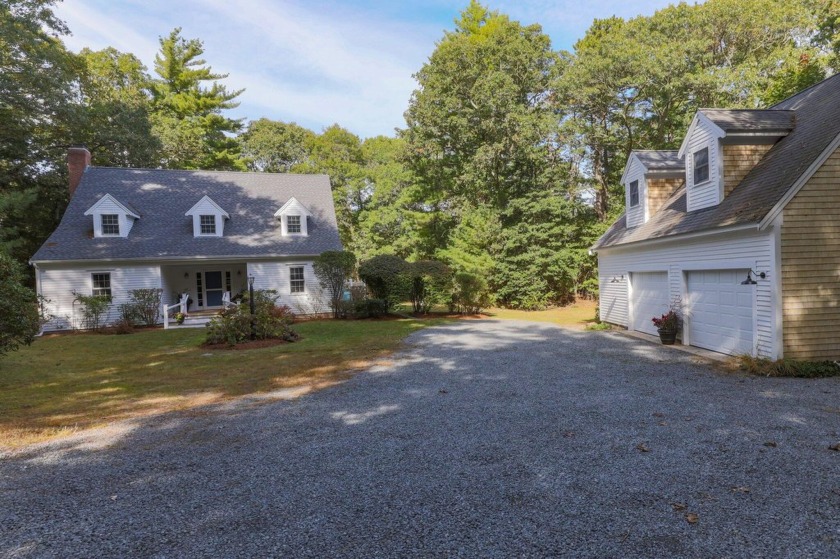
[199, 215, 216, 235]
[693, 147, 709, 184]
[287, 215, 301, 234]
[101, 214, 120, 236]
[290, 266, 305, 293]
[92, 273, 111, 297]
[629, 180, 639, 207]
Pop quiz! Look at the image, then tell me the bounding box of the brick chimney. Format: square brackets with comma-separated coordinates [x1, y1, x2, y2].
[67, 146, 91, 196]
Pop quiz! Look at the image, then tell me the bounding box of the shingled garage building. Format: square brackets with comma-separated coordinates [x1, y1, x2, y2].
[593, 75, 840, 360]
[31, 148, 342, 330]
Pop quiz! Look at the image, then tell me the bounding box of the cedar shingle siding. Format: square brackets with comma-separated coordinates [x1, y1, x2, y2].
[781, 147, 840, 360]
[722, 144, 773, 198]
[646, 178, 682, 216]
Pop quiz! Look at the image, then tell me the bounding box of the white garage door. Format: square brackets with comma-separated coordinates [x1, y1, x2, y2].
[630, 272, 669, 336]
[687, 270, 754, 355]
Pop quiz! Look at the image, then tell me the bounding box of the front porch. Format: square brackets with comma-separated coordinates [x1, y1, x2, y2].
[161, 262, 249, 313]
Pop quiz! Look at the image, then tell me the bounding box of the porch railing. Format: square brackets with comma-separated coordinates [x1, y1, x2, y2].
[162, 293, 189, 329]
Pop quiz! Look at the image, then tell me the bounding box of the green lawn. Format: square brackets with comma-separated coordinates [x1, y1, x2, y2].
[0, 318, 447, 449]
[485, 299, 598, 328]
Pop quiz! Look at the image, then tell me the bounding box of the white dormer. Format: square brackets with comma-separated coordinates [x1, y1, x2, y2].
[84, 194, 139, 238]
[678, 112, 725, 212]
[274, 197, 312, 236]
[621, 155, 647, 228]
[185, 195, 229, 238]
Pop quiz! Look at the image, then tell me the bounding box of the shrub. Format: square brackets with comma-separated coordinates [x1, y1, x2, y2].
[0, 253, 41, 357]
[127, 288, 163, 326]
[205, 289, 298, 346]
[72, 292, 112, 331]
[451, 272, 490, 314]
[313, 250, 357, 319]
[408, 260, 451, 314]
[353, 298, 387, 319]
[119, 303, 139, 325]
[358, 255, 410, 312]
[112, 319, 135, 335]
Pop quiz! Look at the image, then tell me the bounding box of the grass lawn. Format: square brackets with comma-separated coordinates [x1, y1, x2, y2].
[485, 299, 598, 329]
[0, 318, 448, 449]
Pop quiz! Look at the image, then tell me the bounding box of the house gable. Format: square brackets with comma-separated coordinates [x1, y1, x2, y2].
[623, 155, 647, 228]
[185, 195, 230, 238]
[679, 112, 725, 211]
[83, 193, 139, 238]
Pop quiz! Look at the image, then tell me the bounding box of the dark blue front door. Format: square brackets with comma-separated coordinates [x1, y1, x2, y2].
[204, 271, 224, 307]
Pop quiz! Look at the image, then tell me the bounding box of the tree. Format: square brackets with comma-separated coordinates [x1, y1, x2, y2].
[239, 118, 315, 172]
[313, 251, 357, 318]
[358, 255, 410, 312]
[0, 253, 41, 358]
[151, 28, 245, 170]
[76, 47, 161, 168]
[293, 125, 367, 246]
[0, 0, 78, 272]
[408, 260, 452, 314]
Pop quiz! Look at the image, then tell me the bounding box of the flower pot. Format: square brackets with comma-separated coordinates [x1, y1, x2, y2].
[658, 327, 677, 345]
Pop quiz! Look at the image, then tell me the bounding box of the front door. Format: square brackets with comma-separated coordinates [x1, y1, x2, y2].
[204, 271, 224, 307]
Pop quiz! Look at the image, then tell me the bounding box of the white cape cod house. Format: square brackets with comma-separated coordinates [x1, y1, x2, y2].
[593, 74, 840, 360]
[31, 148, 342, 330]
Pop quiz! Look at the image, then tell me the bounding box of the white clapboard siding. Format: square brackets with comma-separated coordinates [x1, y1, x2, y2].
[624, 158, 647, 228]
[685, 117, 722, 211]
[38, 264, 162, 330]
[598, 227, 777, 358]
[247, 261, 329, 315]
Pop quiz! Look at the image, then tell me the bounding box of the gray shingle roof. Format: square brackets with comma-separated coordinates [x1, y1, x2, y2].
[700, 108, 795, 132]
[32, 168, 342, 262]
[634, 150, 684, 171]
[594, 73, 840, 250]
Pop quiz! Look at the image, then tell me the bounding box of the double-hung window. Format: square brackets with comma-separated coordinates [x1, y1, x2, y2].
[92, 273, 112, 297]
[693, 147, 710, 184]
[287, 215, 301, 234]
[629, 180, 639, 207]
[101, 214, 120, 236]
[290, 266, 305, 293]
[199, 215, 216, 235]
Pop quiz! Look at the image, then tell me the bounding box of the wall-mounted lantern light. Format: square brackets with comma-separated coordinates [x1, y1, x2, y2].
[610, 274, 625, 283]
[184, 272, 189, 279]
[740, 270, 767, 285]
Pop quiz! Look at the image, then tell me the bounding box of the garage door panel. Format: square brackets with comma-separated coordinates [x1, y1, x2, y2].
[687, 269, 754, 355]
[630, 272, 669, 336]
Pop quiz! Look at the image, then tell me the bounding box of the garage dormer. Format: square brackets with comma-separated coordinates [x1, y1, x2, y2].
[274, 197, 312, 236]
[679, 109, 794, 211]
[621, 151, 684, 227]
[185, 195, 229, 237]
[84, 194, 140, 238]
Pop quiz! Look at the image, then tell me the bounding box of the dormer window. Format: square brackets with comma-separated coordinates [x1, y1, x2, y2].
[199, 215, 216, 235]
[629, 180, 639, 207]
[186, 196, 229, 238]
[274, 197, 312, 236]
[287, 215, 301, 234]
[84, 194, 139, 238]
[693, 147, 710, 184]
[101, 214, 120, 236]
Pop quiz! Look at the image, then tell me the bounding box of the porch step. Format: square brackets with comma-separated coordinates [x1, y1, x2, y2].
[167, 315, 214, 329]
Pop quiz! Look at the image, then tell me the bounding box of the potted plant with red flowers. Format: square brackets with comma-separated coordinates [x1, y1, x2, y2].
[651, 299, 682, 345]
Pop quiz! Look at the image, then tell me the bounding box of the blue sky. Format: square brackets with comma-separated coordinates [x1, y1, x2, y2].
[55, 0, 678, 138]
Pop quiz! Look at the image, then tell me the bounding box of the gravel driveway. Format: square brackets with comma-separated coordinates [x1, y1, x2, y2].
[2, 320, 839, 558]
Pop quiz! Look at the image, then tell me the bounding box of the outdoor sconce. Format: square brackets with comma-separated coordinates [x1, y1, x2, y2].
[237, 270, 242, 276]
[610, 274, 625, 283]
[740, 270, 766, 285]
[184, 272, 189, 279]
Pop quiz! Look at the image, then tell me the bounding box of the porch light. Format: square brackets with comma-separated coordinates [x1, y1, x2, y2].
[248, 275, 255, 287]
[184, 272, 189, 278]
[610, 274, 624, 283]
[740, 270, 766, 285]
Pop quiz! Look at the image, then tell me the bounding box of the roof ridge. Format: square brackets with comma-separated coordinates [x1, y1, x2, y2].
[88, 166, 330, 179]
